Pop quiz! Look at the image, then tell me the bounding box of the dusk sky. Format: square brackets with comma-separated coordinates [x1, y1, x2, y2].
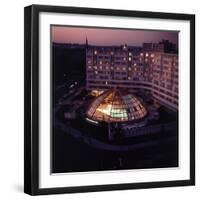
[52, 26, 178, 46]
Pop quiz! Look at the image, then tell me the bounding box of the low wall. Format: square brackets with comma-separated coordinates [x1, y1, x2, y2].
[123, 122, 177, 138]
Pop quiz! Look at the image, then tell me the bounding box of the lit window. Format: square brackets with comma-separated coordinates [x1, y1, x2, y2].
[151, 54, 154, 58]
[140, 53, 144, 56]
[95, 71, 98, 74]
[123, 67, 126, 71]
[99, 66, 103, 70]
[129, 57, 132, 61]
[94, 50, 98, 55]
[128, 67, 131, 71]
[123, 57, 127, 61]
[145, 53, 149, 57]
[129, 52, 132, 56]
[134, 63, 137, 66]
[99, 61, 102, 64]
[94, 66, 97, 69]
[123, 45, 127, 50]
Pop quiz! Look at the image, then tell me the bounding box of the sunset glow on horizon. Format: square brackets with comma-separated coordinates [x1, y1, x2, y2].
[52, 26, 178, 46]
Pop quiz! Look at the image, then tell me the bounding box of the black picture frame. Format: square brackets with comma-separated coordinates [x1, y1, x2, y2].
[24, 4, 195, 195]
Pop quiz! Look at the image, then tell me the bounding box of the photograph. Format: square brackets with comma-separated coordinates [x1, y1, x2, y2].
[24, 4, 195, 195]
[51, 26, 179, 174]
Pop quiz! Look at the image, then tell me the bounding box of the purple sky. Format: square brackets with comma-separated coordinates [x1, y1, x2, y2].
[52, 26, 178, 46]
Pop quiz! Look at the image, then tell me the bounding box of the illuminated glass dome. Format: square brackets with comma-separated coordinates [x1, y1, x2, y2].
[86, 88, 147, 123]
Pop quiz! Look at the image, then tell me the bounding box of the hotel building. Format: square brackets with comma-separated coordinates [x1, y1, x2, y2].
[86, 40, 178, 111]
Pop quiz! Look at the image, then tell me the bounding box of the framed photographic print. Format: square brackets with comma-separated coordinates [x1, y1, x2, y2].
[24, 4, 195, 195]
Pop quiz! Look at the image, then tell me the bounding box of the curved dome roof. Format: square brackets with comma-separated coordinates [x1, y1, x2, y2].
[86, 88, 147, 123]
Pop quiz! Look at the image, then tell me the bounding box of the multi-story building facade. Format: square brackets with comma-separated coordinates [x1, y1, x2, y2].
[152, 53, 178, 110]
[86, 41, 178, 111]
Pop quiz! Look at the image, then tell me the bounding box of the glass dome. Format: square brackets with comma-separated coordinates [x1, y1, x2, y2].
[86, 88, 147, 123]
